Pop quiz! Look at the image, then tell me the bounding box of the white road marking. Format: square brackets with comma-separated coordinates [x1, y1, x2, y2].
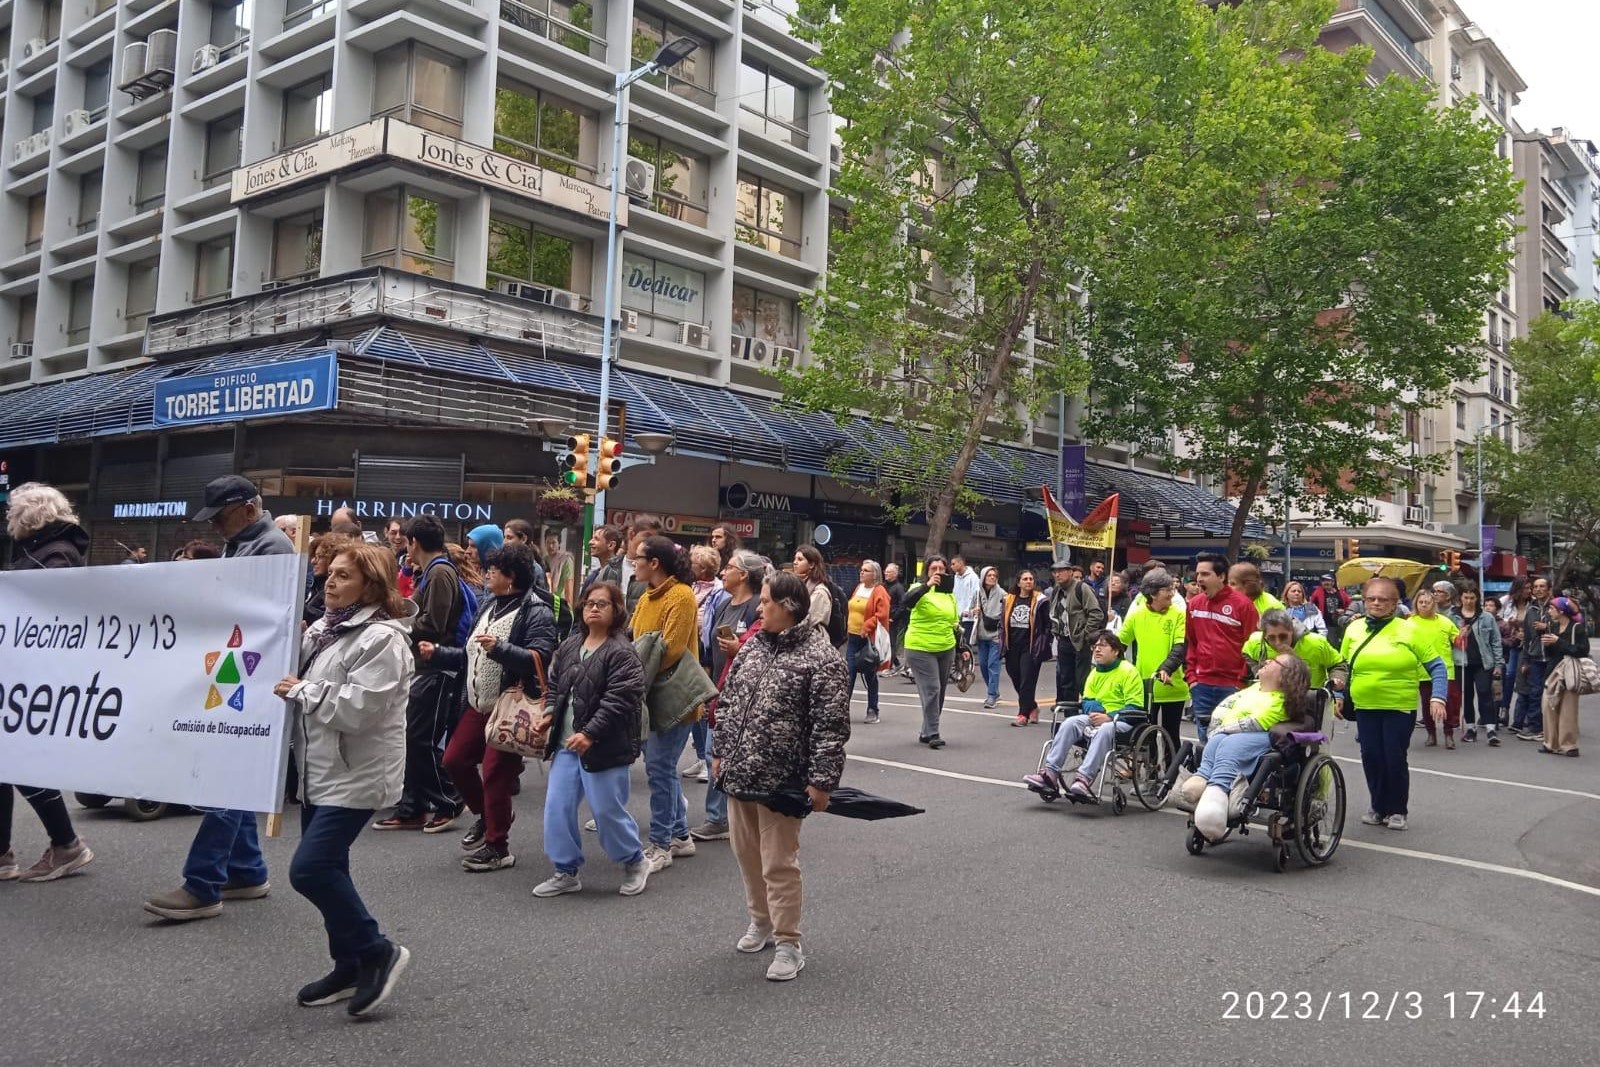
[845, 753, 1600, 900]
[855, 696, 1600, 802]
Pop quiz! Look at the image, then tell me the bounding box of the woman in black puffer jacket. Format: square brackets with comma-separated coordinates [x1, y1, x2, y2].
[530, 581, 650, 899]
[2, 482, 94, 883]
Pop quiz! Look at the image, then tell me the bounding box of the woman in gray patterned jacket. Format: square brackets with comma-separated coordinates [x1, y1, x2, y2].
[713, 571, 850, 983]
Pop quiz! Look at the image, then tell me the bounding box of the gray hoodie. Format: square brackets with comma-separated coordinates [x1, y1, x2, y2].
[285, 602, 416, 810]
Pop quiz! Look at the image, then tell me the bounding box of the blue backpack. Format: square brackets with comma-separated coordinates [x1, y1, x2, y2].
[422, 557, 479, 647]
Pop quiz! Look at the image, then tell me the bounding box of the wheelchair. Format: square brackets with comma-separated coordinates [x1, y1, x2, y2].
[1160, 689, 1347, 871]
[1026, 681, 1174, 815]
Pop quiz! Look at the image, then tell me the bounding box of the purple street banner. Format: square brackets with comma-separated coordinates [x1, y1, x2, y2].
[1060, 444, 1087, 519]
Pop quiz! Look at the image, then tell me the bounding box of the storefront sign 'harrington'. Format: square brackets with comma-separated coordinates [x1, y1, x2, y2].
[231, 119, 625, 226]
[0, 556, 301, 812]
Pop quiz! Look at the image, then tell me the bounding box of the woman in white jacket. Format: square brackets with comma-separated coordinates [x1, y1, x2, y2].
[274, 542, 415, 1019]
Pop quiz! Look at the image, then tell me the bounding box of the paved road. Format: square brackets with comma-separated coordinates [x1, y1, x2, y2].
[3, 673, 1598, 1067]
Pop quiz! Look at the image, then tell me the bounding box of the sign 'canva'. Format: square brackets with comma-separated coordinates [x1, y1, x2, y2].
[0, 556, 302, 812]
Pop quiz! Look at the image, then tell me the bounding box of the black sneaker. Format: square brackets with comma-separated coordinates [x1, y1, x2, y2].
[1487, 732, 1502, 747]
[461, 844, 515, 872]
[460, 817, 485, 851]
[348, 943, 410, 1017]
[1463, 728, 1476, 742]
[927, 735, 946, 749]
[297, 965, 359, 1007]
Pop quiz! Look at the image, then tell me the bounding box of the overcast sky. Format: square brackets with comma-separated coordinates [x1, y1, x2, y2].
[1458, 0, 1600, 140]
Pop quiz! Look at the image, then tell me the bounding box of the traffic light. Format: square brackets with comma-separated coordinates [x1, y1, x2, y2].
[1443, 550, 1461, 572]
[1347, 538, 1360, 559]
[562, 433, 591, 489]
[595, 436, 623, 491]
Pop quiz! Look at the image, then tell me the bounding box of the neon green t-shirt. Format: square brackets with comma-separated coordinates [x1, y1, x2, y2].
[1255, 591, 1286, 617]
[1118, 605, 1189, 703]
[1408, 614, 1459, 681]
[1243, 631, 1344, 688]
[1340, 616, 1434, 712]
[1082, 659, 1146, 714]
[904, 586, 958, 653]
[1212, 685, 1288, 732]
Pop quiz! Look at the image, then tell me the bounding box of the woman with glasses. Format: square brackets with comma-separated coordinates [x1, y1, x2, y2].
[532, 582, 651, 898]
[1335, 577, 1447, 831]
[1243, 609, 1343, 688]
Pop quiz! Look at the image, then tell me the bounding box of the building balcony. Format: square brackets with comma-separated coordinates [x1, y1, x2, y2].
[145, 267, 608, 362]
[1327, 0, 1434, 81]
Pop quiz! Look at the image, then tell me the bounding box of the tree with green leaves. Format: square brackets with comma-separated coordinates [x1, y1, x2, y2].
[1085, 6, 1520, 559]
[1483, 303, 1600, 590]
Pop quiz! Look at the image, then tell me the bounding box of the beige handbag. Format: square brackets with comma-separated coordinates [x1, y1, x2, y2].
[484, 652, 550, 758]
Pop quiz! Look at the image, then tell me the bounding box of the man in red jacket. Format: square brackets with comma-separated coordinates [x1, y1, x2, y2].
[1184, 553, 1259, 743]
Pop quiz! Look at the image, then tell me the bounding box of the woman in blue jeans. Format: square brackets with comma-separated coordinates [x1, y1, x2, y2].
[974, 567, 1005, 709]
[843, 560, 891, 724]
[274, 542, 415, 1017]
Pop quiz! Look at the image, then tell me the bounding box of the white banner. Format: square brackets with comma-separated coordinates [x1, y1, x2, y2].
[0, 555, 302, 812]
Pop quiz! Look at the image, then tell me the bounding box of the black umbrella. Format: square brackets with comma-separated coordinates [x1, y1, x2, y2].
[748, 786, 925, 821]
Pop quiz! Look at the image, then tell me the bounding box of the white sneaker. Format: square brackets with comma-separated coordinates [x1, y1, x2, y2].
[644, 844, 673, 873]
[1227, 775, 1252, 819]
[680, 759, 706, 779]
[736, 922, 776, 953]
[697, 766, 710, 783]
[766, 943, 806, 981]
[532, 871, 582, 898]
[1360, 810, 1384, 826]
[619, 860, 649, 896]
[1386, 814, 1408, 831]
[583, 819, 597, 833]
[669, 835, 697, 857]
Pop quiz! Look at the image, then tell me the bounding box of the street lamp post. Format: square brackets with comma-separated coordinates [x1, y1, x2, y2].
[592, 36, 701, 529]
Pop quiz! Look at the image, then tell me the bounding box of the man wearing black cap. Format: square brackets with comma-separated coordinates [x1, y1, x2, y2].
[144, 475, 292, 921]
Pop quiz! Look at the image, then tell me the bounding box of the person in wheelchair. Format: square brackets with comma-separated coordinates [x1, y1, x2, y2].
[1179, 653, 1311, 841]
[1024, 631, 1144, 800]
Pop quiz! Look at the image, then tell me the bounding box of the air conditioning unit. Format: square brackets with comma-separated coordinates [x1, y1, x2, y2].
[623, 156, 656, 201]
[747, 337, 771, 365]
[9, 343, 33, 361]
[677, 321, 709, 349]
[120, 43, 148, 88]
[146, 29, 179, 77]
[547, 287, 579, 310]
[62, 110, 93, 137]
[829, 143, 841, 166]
[11, 140, 26, 164]
[730, 334, 750, 361]
[772, 345, 799, 369]
[621, 308, 639, 332]
[23, 38, 48, 61]
[27, 131, 51, 156]
[192, 45, 221, 74]
[1450, 61, 1462, 82]
[1403, 505, 1427, 524]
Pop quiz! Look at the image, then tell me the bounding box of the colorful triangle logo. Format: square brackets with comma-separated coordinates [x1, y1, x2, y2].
[205, 685, 223, 710]
[241, 651, 261, 677]
[227, 625, 243, 648]
[204, 651, 220, 675]
[227, 687, 246, 712]
[215, 652, 241, 685]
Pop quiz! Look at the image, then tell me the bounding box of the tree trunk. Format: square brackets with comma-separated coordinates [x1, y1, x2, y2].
[1227, 471, 1263, 562]
[1552, 515, 1599, 592]
[922, 260, 1044, 557]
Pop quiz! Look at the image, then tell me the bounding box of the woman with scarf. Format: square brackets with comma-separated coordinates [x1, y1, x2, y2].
[431, 543, 557, 872]
[304, 533, 355, 626]
[274, 542, 415, 1016]
[1002, 570, 1051, 726]
[975, 567, 1006, 709]
[1335, 577, 1448, 831]
[1538, 597, 1588, 757]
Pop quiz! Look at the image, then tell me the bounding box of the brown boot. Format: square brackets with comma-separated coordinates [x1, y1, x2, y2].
[143, 887, 223, 921]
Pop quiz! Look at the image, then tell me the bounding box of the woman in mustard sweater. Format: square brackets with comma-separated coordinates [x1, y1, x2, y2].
[629, 536, 702, 873]
[1025, 631, 1144, 800]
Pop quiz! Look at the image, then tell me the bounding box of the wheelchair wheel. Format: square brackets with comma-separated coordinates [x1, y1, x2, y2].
[1274, 845, 1290, 873]
[1186, 827, 1205, 855]
[1293, 754, 1345, 867]
[1111, 789, 1127, 815]
[1130, 725, 1173, 811]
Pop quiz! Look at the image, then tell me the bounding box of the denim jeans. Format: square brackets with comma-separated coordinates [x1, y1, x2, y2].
[689, 718, 709, 763]
[182, 809, 268, 904]
[977, 638, 1002, 702]
[704, 727, 728, 825]
[845, 633, 880, 710]
[1044, 716, 1131, 781]
[543, 749, 644, 873]
[1514, 657, 1547, 733]
[290, 804, 387, 968]
[1498, 646, 1521, 712]
[1196, 731, 1273, 788]
[644, 721, 692, 846]
[1189, 683, 1239, 745]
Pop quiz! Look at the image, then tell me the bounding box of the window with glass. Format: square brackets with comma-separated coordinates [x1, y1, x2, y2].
[493, 83, 594, 179]
[626, 132, 709, 226]
[621, 251, 705, 340]
[25, 196, 47, 251]
[125, 261, 158, 329]
[17, 296, 38, 346]
[632, 11, 713, 107]
[83, 60, 112, 116]
[283, 75, 332, 149]
[363, 189, 458, 279]
[136, 147, 167, 209]
[272, 212, 323, 282]
[31, 92, 55, 136]
[501, 0, 603, 59]
[67, 279, 94, 344]
[284, 0, 334, 29]
[77, 171, 102, 232]
[486, 215, 590, 293]
[732, 285, 799, 349]
[374, 44, 465, 136]
[738, 61, 808, 149]
[41, 0, 62, 42]
[735, 174, 802, 259]
[195, 237, 234, 301]
[211, 0, 252, 49]
[204, 112, 244, 186]
[1455, 400, 1466, 429]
